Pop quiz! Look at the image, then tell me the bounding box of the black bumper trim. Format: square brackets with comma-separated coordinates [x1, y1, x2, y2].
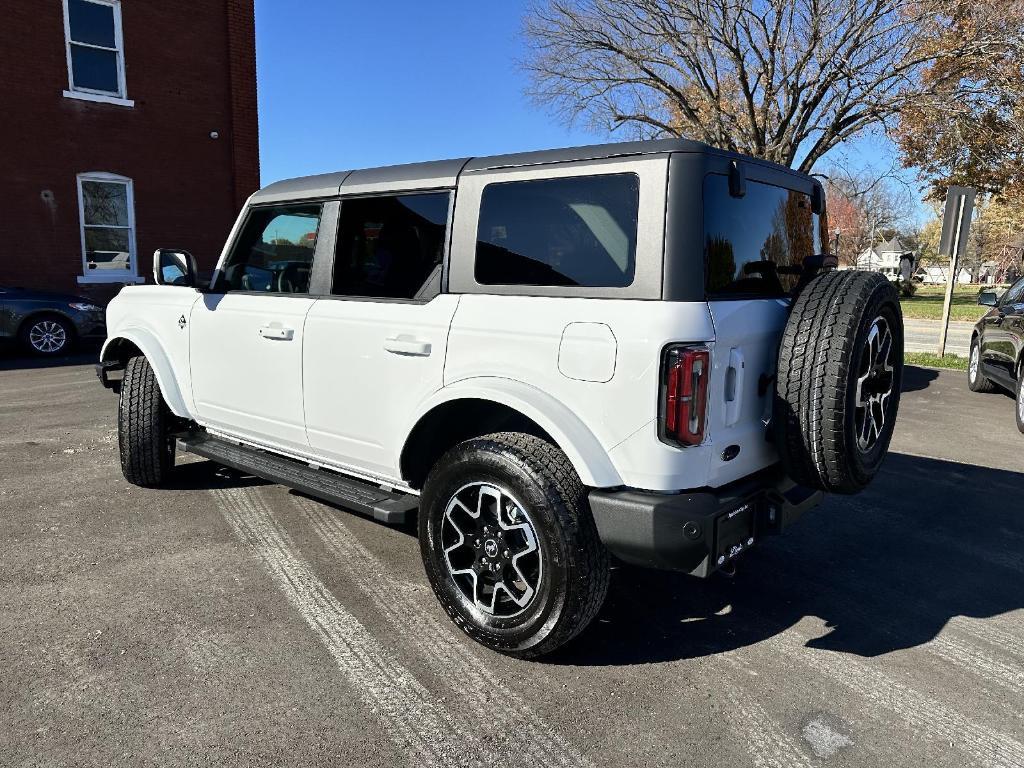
[589, 470, 822, 576]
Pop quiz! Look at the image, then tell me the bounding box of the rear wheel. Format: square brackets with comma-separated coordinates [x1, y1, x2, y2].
[968, 337, 997, 393]
[20, 315, 73, 356]
[774, 270, 904, 494]
[419, 432, 609, 658]
[118, 356, 176, 487]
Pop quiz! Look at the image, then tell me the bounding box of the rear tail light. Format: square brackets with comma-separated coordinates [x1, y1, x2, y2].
[661, 345, 710, 446]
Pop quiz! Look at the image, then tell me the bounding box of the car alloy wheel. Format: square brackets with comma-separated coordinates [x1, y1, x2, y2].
[969, 344, 980, 383]
[440, 481, 542, 618]
[28, 320, 68, 354]
[854, 315, 896, 453]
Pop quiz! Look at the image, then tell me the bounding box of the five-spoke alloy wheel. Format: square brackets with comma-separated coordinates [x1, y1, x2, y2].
[419, 432, 609, 658]
[441, 482, 542, 618]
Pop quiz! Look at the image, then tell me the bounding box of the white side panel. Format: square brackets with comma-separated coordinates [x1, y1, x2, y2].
[303, 295, 460, 480]
[445, 296, 718, 490]
[102, 285, 202, 415]
[189, 293, 315, 453]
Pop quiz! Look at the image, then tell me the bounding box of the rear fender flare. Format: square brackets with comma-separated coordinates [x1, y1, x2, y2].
[402, 377, 623, 488]
[100, 330, 190, 417]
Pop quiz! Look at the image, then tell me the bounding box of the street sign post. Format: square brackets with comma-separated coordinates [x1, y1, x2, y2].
[937, 186, 976, 357]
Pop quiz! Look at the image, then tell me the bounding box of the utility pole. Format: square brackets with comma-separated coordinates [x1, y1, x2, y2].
[937, 186, 976, 358]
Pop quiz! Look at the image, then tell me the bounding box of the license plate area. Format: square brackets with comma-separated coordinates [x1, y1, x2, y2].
[714, 500, 757, 567]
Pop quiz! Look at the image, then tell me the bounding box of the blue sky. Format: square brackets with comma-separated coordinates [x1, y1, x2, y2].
[254, 0, 927, 224]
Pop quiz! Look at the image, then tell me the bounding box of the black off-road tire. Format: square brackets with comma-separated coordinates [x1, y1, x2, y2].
[774, 270, 903, 494]
[967, 336, 997, 393]
[419, 432, 609, 658]
[118, 356, 175, 487]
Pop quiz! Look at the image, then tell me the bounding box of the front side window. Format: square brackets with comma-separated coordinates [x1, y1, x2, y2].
[221, 205, 323, 293]
[704, 175, 825, 297]
[78, 172, 135, 277]
[1004, 278, 1024, 306]
[475, 174, 639, 287]
[63, 0, 127, 98]
[333, 192, 450, 299]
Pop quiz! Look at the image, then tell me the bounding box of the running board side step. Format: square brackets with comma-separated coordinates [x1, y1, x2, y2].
[178, 433, 419, 524]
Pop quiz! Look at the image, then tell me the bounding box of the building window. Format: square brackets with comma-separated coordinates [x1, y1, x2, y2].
[62, 0, 130, 104]
[77, 173, 137, 282]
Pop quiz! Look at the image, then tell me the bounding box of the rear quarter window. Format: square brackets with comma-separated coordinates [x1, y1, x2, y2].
[704, 174, 825, 298]
[474, 173, 640, 288]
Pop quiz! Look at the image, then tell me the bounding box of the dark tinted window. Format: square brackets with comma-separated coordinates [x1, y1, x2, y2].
[1004, 278, 1024, 305]
[221, 205, 322, 293]
[475, 174, 639, 287]
[704, 175, 825, 297]
[332, 193, 450, 299]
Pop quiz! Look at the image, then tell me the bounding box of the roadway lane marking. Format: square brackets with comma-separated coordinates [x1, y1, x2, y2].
[213, 486, 496, 768]
[295, 494, 596, 768]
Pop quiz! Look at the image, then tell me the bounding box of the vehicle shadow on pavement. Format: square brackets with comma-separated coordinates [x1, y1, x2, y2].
[554, 451, 1024, 666]
[901, 364, 939, 393]
[0, 341, 102, 371]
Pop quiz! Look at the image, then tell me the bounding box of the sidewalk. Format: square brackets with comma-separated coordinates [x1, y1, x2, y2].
[903, 318, 974, 356]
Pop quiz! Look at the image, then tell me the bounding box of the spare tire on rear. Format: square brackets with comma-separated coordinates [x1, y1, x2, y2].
[774, 270, 903, 494]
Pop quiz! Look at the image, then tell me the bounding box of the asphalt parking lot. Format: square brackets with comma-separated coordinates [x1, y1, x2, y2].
[1, 356, 1022, 767]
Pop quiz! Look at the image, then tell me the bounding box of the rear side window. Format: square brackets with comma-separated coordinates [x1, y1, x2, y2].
[704, 175, 825, 297]
[475, 173, 639, 287]
[333, 192, 450, 300]
[221, 204, 322, 293]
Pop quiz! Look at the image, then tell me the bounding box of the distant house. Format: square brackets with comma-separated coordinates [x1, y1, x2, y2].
[855, 236, 915, 281]
[915, 266, 972, 285]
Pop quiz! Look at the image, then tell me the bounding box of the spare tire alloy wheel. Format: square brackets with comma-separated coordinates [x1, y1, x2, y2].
[854, 316, 895, 453]
[442, 482, 542, 618]
[27, 318, 69, 355]
[775, 270, 904, 494]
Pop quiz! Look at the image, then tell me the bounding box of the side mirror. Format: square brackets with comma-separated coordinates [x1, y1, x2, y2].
[154, 249, 198, 287]
[978, 290, 999, 307]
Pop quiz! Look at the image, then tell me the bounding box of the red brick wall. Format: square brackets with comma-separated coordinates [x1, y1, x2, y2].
[0, 0, 259, 302]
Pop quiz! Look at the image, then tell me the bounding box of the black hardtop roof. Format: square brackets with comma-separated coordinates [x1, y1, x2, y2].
[249, 137, 810, 204]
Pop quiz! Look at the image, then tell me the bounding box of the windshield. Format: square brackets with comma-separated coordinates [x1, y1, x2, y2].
[704, 174, 826, 298]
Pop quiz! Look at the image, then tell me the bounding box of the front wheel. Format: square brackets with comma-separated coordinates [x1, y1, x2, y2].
[419, 432, 609, 658]
[1016, 366, 1024, 434]
[118, 356, 176, 487]
[968, 337, 997, 393]
[20, 315, 74, 356]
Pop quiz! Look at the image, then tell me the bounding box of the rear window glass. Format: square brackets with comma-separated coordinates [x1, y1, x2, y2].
[475, 173, 639, 288]
[704, 174, 825, 297]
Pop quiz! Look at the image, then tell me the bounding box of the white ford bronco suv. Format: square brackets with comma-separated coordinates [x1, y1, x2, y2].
[98, 139, 903, 658]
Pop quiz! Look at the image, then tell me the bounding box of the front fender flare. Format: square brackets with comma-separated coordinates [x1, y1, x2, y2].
[100, 329, 190, 417]
[402, 377, 623, 488]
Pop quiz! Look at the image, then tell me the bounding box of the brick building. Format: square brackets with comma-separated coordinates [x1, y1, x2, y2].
[0, 0, 259, 300]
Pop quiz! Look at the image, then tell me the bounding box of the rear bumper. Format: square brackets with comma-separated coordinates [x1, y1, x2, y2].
[588, 469, 821, 576]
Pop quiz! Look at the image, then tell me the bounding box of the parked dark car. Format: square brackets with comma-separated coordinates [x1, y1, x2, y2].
[0, 285, 106, 356]
[968, 277, 1024, 433]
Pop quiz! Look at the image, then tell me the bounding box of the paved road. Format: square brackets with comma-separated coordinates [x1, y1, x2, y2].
[1, 359, 1022, 767]
[903, 318, 975, 357]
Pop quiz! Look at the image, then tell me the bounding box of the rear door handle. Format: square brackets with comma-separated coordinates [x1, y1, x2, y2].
[258, 322, 294, 341]
[384, 335, 432, 357]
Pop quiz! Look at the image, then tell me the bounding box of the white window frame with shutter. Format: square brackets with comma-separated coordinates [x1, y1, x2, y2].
[76, 172, 145, 284]
[61, 0, 133, 107]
